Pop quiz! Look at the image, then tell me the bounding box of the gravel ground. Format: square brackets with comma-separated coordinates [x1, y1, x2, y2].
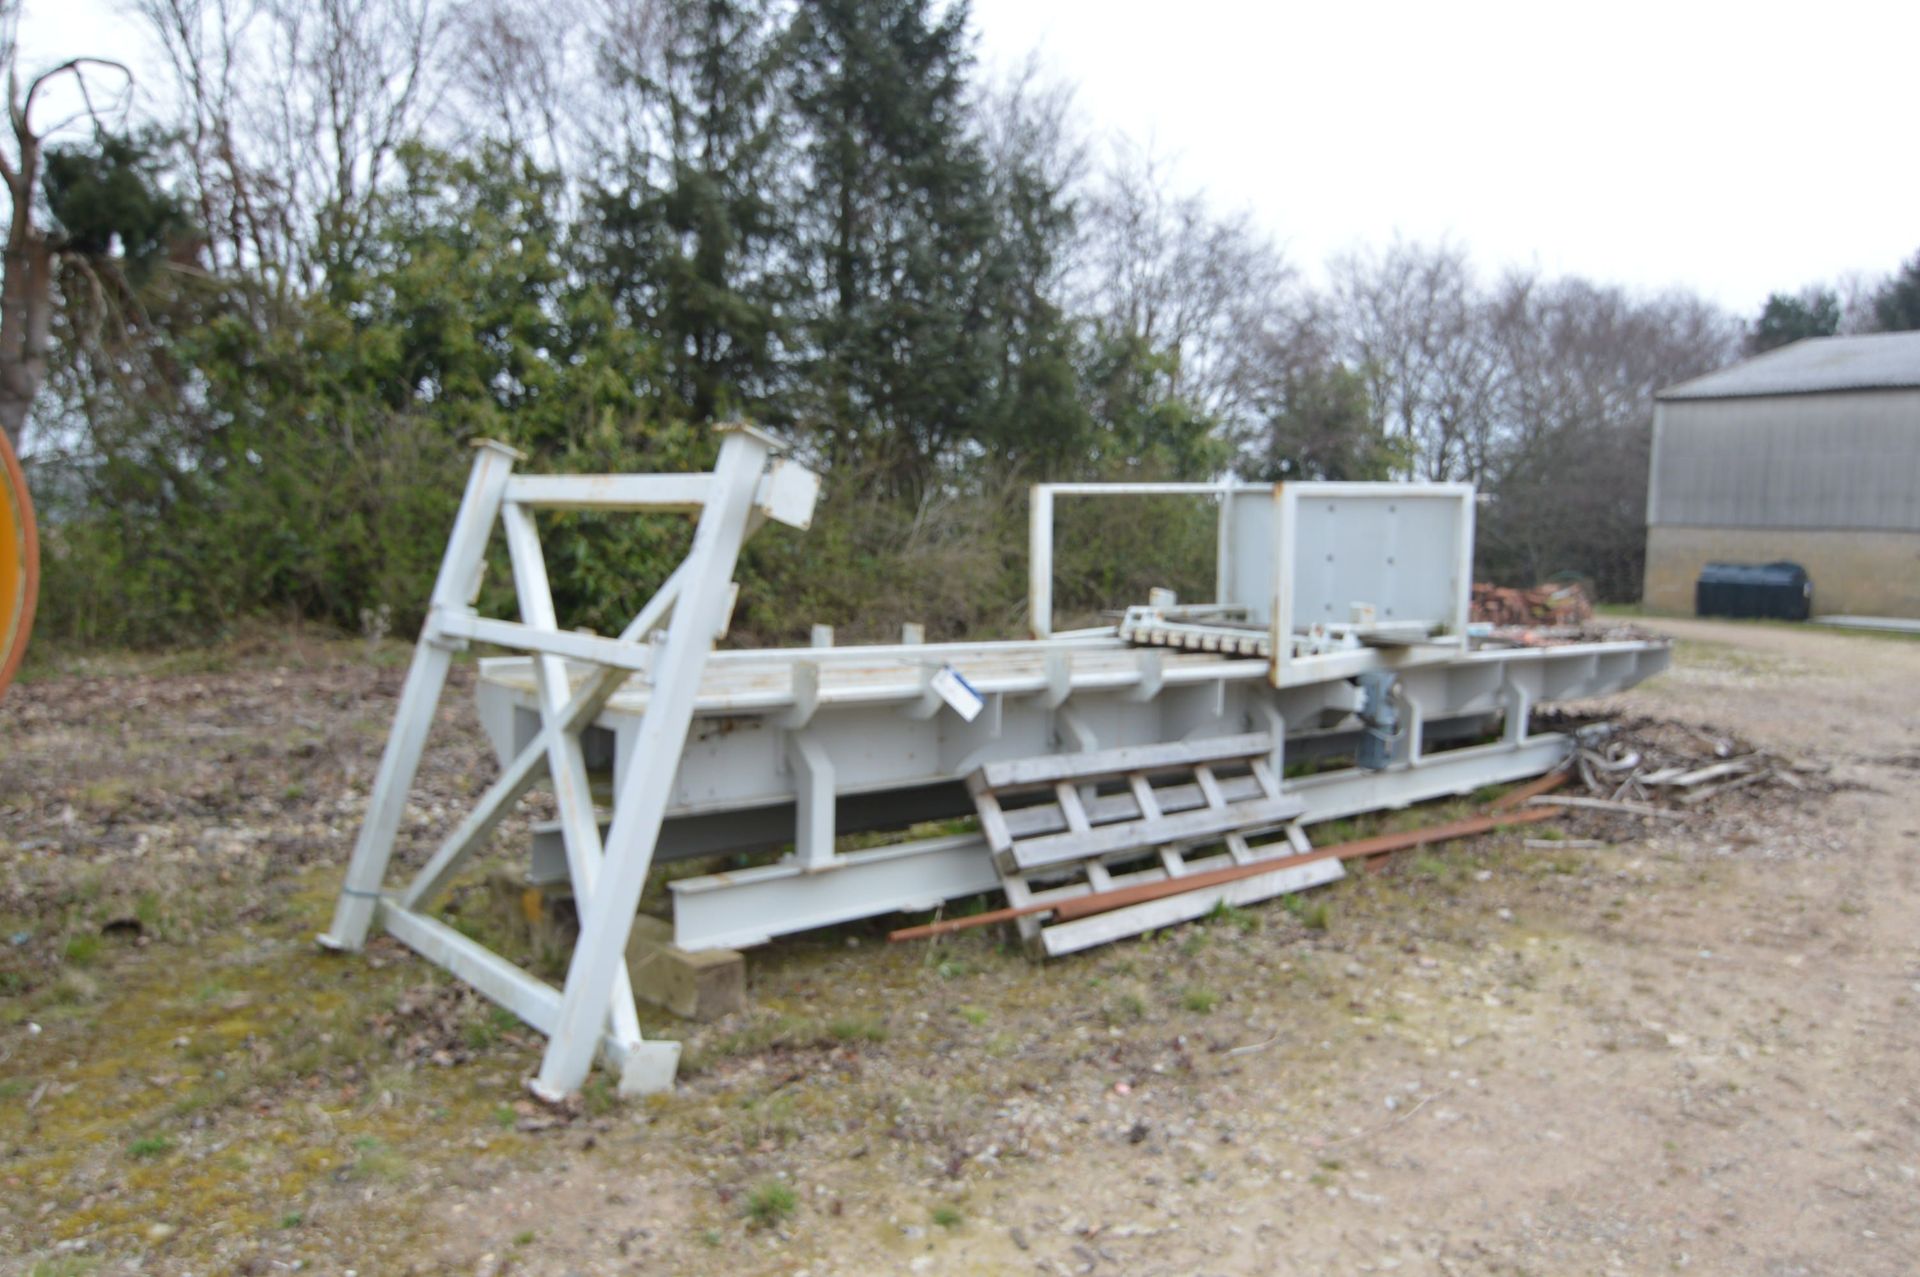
[4, 618, 1918, 1275]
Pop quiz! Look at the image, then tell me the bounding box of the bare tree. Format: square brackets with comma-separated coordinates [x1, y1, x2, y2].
[1074, 143, 1296, 436]
[0, 2, 131, 451]
[1479, 272, 1738, 596]
[1327, 238, 1502, 482]
[132, 0, 454, 293]
[443, 0, 595, 177]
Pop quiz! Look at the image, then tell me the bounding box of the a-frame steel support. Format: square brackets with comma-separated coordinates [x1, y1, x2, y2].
[320, 424, 818, 1098]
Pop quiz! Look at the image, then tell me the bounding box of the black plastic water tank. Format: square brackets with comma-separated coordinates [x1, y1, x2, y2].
[1694, 561, 1812, 621]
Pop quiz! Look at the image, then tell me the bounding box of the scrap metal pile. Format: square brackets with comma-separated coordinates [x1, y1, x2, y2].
[1510, 716, 1832, 835]
[1581, 720, 1821, 802]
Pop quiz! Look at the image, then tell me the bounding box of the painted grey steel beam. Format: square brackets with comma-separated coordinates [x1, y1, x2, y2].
[669, 833, 1004, 951]
[320, 439, 521, 952]
[664, 730, 1576, 954]
[533, 426, 776, 1100]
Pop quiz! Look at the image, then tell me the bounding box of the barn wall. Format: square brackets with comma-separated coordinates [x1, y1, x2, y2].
[1647, 389, 1920, 531]
[1643, 525, 1920, 618]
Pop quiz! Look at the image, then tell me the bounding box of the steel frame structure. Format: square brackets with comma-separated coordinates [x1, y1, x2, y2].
[476, 631, 1660, 960]
[334, 447, 1669, 1099]
[320, 425, 820, 1100]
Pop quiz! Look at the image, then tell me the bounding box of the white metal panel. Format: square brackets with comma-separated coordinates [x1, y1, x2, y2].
[1283, 484, 1471, 631]
[1223, 488, 1278, 621]
[1270, 483, 1473, 686]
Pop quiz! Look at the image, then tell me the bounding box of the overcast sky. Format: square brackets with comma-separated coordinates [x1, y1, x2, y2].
[20, 0, 1919, 314]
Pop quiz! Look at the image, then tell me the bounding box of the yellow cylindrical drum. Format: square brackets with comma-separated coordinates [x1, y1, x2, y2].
[0, 430, 36, 699]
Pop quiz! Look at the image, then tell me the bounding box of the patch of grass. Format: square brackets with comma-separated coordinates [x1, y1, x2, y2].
[62, 933, 103, 967]
[279, 1212, 304, 1229]
[1181, 987, 1218, 1014]
[127, 1134, 174, 1160]
[580, 1074, 622, 1117]
[1207, 900, 1259, 933]
[29, 1260, 101, 1277]
[734, 1092, 801, 1148]
[77, 778, 135, 811]
[43, 970, 102, 1008]
[1284, 895, 1331, 931]
[512, 1230, 535, 1246]
[462, 1005, 519, 1051]
[931, 1204, 964, 1229]
[828, 1015, 887, 1043]
[346, 1136, 408, 1182]
[1105, 992, 1146, 1025]
[744, 1180, 797, 1228]
[957, 1005, 989, 1027]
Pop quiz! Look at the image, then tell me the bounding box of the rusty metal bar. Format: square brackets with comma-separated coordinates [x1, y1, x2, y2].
[1487, 767, 1571, 811]
[887, 804, 1563, 942]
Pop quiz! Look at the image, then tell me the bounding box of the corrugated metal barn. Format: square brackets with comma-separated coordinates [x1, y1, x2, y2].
[1644, 331, 1920, 618]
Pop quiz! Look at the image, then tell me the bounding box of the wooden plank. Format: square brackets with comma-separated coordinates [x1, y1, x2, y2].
[1007, 794, 1304, 871]
[1193, 764, 1227, 810]
[975, 791, 1015, 856]
[1224, 831, 1254, 865]
[972, 733, 1273, 790]
[1001, 773, 1264, 837]
[1040, 857, 1348, 957]
[1249, 757, 1283, 801]
[1046, 805, 1562, 922]
[888, 805, 1563, 942]
[1128, 773, 1163, 821]
[1054, 782, 1092, 833]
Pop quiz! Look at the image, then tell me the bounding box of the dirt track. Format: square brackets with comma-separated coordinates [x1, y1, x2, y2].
[4, 619, 1919, 1275]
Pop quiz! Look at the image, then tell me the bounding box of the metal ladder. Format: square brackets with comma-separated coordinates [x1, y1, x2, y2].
[967, 734, 1342, 956]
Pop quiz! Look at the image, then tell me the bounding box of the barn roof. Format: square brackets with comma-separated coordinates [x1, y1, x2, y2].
[1659, 331, 1920, 401]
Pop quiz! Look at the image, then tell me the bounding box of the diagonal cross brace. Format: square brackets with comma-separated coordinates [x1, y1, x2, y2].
[396, 557, 690, 913]
[497, 497, 646, 1052]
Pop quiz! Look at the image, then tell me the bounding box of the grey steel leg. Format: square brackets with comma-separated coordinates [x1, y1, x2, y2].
[531, 427, 775, 1099]
[321, 441, 521, 951]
